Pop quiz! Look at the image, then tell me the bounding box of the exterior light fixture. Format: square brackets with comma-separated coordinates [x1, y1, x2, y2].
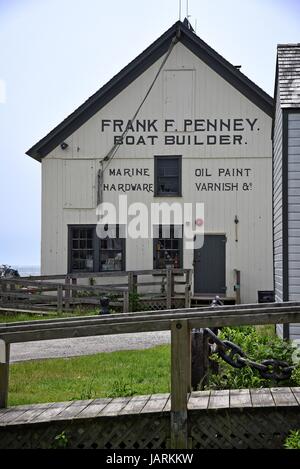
[60, 142, 68, 150]
[234, 215, 239, 242]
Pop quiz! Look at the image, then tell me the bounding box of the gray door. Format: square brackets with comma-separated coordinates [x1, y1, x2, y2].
[194, 234, 226, 294]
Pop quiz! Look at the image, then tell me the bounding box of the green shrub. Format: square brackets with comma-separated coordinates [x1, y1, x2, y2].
[284, 430, 300, 449]
[291, 364, 300, 386]
[207, 326, 297, 390]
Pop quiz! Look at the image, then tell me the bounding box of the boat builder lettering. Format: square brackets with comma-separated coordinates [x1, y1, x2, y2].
[100, 118, 259, 146]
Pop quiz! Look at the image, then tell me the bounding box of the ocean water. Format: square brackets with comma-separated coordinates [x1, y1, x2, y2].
[11, 266, 41, 277]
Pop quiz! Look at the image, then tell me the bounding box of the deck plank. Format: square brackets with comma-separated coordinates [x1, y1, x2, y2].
[74, 398, 113, 419]
[229, 389, 252, 408]
[163, 395, 171, 412]
[250, 388, 275, 407]
[270, 387, 298, 406]
[140, 394, 169, 413]
[188, 391, 210, 410]
[119, 395, 150, 415]
[291, 387, 300, 405]
[100, 397, 131, 416]
[31, 402, 73, 423]
[55, 401, 91, 420]
[0, 408, 29, 425]
[11, 404, 54, 425]
[208, 390, 229, 409]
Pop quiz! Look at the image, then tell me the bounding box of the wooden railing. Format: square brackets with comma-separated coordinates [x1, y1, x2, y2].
[0, 301, 300, 447]
[0, 268, 192, 313]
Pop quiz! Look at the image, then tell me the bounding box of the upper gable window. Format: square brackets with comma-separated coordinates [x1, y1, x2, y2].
[154, 156, 182, 197]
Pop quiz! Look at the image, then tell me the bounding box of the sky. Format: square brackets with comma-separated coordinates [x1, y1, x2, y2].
[0, 0, 299, 266]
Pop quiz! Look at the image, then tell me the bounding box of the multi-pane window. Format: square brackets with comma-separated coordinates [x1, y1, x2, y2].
[69, 225, 125, 273]
[70, 228, 94, 272]
[100, 226, 124, 271]
[153, 225, 183, 269]
[154, 156, 182, 196]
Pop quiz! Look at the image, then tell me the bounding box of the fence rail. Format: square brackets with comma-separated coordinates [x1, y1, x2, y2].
[0, 301, 300, 448]
[0, 268, 192, 313]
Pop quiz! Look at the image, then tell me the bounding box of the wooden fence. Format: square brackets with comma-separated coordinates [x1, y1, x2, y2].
[0, 268, 192, 313]
[1, 301, 300, 448]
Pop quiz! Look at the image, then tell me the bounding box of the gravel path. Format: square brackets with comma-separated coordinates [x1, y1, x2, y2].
[10, 331, 171, 363]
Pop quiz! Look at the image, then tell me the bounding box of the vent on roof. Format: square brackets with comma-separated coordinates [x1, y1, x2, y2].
[235, 65, 242, 70]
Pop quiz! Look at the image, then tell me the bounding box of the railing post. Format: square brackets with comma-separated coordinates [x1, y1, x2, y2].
[128, 272, 137, 312]
[191, 329, 210, 390]
[72, 278, 77, 298]
[0, 281, 7, 304]
[123, 290, 129, 314]
[57, 285, 63, 312]
[185, 270, 191, 309]
[234, 269, 241, 304]
[166, 267, 172, 309]
[0, 340, 10, 408]
[170, 319, 191, 449]
[65, 277, 70, 310]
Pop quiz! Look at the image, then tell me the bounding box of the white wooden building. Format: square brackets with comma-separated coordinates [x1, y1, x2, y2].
[26, 19, 274, 303]
[273, 43, 300, 340]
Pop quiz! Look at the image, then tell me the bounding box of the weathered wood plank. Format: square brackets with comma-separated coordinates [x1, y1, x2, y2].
[0, 341, 10, 408]
[31, 402, 73, 422]
[271, 387, 298, 406]
[188, 391, 211, 410]
[0, 408, 29, 425]
[291, 387, 300, 405]
[170, 319, 190, 449]
[250, 388, 275, 407]
[55, 401, 91, 420]
[163, 395, 171, 412]
[141, 394, 170, 414]
[119, 395, 150, 415]
[74, 398, 113, 418]
[208, 390, 230, 409]
[11, 404, 54, 425]
[100, 397, 131, 416]
[229, 389, 252, 408]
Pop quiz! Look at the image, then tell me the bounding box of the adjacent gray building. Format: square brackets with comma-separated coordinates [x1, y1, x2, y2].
[273, 44, 300, 340]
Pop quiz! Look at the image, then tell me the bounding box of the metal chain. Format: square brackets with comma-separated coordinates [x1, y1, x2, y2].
[203, 327, 296, 381]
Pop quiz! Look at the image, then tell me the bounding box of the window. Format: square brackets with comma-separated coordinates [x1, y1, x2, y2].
[69, 225, 125, 273]
[154, 156, 182, 196]
[70, 227, 94, 272]
[153, 225, 183, 269]
[99, 226, 124, 272]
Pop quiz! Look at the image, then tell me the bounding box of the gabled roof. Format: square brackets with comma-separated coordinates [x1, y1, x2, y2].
[26, 19, 274, 161]
[276, 44, 300, 108]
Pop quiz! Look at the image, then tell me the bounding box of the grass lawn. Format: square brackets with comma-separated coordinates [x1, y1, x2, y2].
[9, 345, 170, 406]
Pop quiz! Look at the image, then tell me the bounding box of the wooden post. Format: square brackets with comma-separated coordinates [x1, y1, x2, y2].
[57, 285, 63, 312]
[65, 277, 70, 310]
[166, 267, 172, 309]
[185, 270, 191, 309]
[128, 272, 134, 312]
[123, 290, 129, 314]
[234, 269, 241, 304]
[191, 329, 210, 390]
[0, 340, 10, 408]
[1, 282, 7, 304]
[170, 319, 191, 449]
[72, 278, 77, 298]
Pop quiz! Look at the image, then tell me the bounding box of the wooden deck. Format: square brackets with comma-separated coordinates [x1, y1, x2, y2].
[1, 388, 299, 449]
[0, 388, 299, 427]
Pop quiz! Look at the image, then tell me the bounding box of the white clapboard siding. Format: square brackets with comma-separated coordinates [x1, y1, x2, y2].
[41, 42, 273, 303]
[273, 86, 283, 302]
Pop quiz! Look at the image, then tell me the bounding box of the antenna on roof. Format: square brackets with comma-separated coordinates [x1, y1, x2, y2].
[186, 0, 189, 19]
[179, 0, 182, 20]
